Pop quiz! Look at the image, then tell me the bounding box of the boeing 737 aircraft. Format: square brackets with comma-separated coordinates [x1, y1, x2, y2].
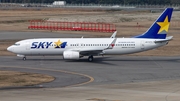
[7, 8, 173, 62]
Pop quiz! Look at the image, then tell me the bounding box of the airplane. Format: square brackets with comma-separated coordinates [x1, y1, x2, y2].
[7, 8, 173, 62]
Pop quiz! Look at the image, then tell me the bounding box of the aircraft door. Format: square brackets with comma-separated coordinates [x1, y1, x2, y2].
[80, 43, 84, 49]
[26, 41, 30, 50]
[141, 41, 145, 50]
[77, 43, 83, 49]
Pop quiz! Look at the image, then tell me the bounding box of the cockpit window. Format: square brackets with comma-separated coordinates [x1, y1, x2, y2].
[14, 43, 20, 46]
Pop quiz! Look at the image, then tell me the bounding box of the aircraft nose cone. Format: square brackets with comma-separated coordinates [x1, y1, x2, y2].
[7, 46, 13, 52]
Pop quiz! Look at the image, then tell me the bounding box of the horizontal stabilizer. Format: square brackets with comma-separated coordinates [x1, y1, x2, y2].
[154, 36, 173, 43]
[166, 36, 173, 40]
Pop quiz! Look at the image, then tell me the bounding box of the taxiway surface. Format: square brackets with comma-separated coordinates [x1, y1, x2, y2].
[1, 31, 180, 101]
[1, 56, 180, 87]
[0, 31, 93, 40]
[1, 56, 180, 101]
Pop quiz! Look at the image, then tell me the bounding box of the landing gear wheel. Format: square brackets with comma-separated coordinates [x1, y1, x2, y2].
[23, 57, 26, 61]
[88, 55, 93, 62]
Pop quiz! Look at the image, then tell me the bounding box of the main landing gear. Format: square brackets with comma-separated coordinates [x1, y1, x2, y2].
[23, 57, 26, 61]
[88, 55, 93, 62]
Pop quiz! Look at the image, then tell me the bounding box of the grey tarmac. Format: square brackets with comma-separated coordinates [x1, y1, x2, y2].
[1, 56, 180, 101]
[1, 31, 180, 101]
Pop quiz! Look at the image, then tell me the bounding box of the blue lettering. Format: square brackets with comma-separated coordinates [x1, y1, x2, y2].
[31, 41, 54, 49]
[38, 42, 45, 48]
[61, 42, 67, 48]
[31, 42, 38, 49]
[46, 42, 52, 48]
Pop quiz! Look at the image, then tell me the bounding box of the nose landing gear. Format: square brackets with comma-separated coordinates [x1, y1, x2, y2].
[17, 54, 26, 61]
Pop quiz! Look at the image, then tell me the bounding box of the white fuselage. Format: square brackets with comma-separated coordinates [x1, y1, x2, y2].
[7, 38, 168, 56]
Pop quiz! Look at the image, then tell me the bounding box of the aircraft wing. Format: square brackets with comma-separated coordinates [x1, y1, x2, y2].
[105, 38, 117, 49]
[110, 31, 117, 38]
[67, 48, 104, 56]
[70, 38, 117, 56]
[79, 49, 104, 56]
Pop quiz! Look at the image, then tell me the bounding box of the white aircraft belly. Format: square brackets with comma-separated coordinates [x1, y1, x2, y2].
[104, 46, 140, 55]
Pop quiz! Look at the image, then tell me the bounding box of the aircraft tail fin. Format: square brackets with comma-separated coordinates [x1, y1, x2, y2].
[134, 8, 173, 39]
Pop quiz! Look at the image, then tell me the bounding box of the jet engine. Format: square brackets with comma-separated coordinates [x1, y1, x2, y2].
[63, 51, 80, 59]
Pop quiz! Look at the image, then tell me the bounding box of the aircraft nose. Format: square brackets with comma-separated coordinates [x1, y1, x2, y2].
[7, 46, 13, 52]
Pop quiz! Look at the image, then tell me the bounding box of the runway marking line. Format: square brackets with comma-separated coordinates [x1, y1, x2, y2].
[0, 65, 94, 88]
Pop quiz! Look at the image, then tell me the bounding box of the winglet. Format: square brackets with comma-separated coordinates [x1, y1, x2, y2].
[110, 31, 117, 38]
[105, 38, 117, 49]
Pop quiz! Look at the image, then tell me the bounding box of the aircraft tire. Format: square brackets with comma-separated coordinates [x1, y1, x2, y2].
[88, 55, 93, 62]
[23, 57, 26, 61]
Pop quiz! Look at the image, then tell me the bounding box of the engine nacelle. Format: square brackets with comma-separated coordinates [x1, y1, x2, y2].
[63, 51, 80, 59]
